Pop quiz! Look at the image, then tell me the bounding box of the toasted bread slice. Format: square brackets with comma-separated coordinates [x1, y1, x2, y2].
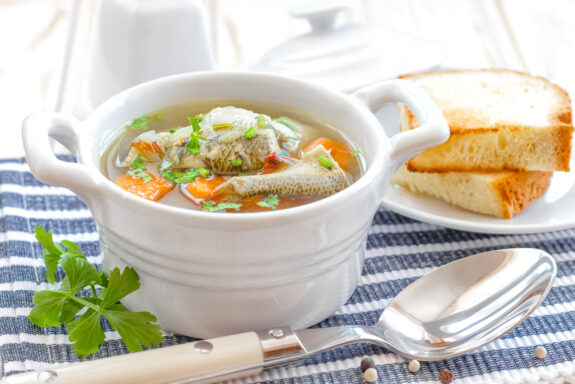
[392, 165, 552, 219]
[399, 69, 573, 172]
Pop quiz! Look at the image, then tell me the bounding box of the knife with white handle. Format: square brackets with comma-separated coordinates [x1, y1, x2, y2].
[1, 327, 310, 384]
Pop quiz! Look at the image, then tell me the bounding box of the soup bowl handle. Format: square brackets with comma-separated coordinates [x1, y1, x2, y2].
[352, 79, 449, 170]
[22, 112, 99, 194]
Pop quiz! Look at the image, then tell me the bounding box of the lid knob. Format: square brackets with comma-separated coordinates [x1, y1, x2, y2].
[290, 0, 351, 32]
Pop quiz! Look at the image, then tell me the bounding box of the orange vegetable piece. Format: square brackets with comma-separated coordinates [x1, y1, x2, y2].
[115, 173, 175, 201]
[131, 141, 164, 162]
[185, 176, 227, 199]
[302, 138, 354, 171]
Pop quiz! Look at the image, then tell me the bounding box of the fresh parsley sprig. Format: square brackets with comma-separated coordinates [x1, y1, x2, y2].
[128, 155, 153, 182]
[29, 227, 164, 357]
[257, 195, 279, 210]
[129, 114, 163, 129]
[201, 200, 242, 212]
[161, 168, 199, 184]
[244, 126, 258, 139]
[187, 115, 206, 154]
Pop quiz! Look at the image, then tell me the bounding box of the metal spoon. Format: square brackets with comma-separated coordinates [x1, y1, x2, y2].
[3, 248, 556, 384]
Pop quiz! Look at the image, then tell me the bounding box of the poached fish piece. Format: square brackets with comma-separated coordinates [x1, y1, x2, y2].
[212, 145, 350, 202]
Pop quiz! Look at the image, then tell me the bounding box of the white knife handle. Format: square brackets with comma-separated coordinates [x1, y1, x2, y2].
[3, 332, 265, 384]
[2, 327, 308, 384]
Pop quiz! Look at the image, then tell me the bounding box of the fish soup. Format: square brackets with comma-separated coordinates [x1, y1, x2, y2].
[101, 100, 364, 212]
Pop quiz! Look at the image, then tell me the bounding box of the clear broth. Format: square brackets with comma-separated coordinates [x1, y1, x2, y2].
[100, 100, 365, 211]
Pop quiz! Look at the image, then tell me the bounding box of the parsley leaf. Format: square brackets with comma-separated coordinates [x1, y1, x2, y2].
[103, 306, 163, 352]
[231, 159, 243, 167]
[188, 115, 202, 132]
[352, 150, 361, 156]
[257, 194, 279, 210]
[129, 116, 150, 129]
[68, 310, 106, 356]
[169, 127, 179, 133]
[128, 168, 153, 182]
[201, 200, 242, 212]
[276, 117, 297, 131]
[186, 115, 206, 154]
[318, 156, 333, 169]
[197, 167, 211, 178]
[131, 154, 146, 170]
[28, 228, 164, 357]
[244, 126, 258, 139]
[161, 168, 199, 184]
[153, 114, 164, 121]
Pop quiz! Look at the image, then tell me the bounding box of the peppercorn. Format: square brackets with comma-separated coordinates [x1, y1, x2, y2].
[408, 359, 420, 373]
[535, 346, 548, 359]
[360, 357, 375, 372]
[439, 369, 453, 384]
[364, 367, 378, 382]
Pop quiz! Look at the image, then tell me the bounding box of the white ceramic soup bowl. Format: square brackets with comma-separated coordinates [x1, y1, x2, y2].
[22, 72, 448, 338]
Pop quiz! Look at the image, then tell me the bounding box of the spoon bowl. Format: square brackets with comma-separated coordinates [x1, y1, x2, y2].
[296, 248, 556, 361]
[376, 248, 556, 360]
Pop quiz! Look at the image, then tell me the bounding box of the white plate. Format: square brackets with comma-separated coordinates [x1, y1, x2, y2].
[377, 105, 575, 234]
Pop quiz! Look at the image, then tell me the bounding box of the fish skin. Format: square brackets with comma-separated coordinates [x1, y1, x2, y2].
[203, 129, 280, 175]
[213, 145, 351, 202]
[122, 107, 300, 175]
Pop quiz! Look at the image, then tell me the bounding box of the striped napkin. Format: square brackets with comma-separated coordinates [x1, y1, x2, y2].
[1, 157, 575, 383]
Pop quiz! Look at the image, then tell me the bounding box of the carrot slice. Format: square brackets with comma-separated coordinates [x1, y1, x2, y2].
[302, 138, 354, 171]
[185, 176, 227, 199]
[115, 173, 175, 201]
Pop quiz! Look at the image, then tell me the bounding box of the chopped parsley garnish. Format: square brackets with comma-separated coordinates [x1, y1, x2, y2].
[161, 168, 199, 184]
[127, 156, 152, 181]
[201, 200, 242, 212]
[256, 114, 267, 128]
[244, 126, 258, 139]
[276, 117, 296, 131]
[130, 154, 146, 170]
[128, 168, 153, 182]
[188, 114, 202, 131]
[169, 127, 179, 133]
[29, 227, 163, 357]
[153, 114, 163, 121]
[195, 113, 204, 123]
[352, 150, 361, 156]
[231, 159, 243, 167]
[212, 123, 233, 130]
[318, 156, 333, 169]
[129, 115, 150, 129]
[257, 194, 279, 210]
[186, 115, 206, 154]
[197, 167, 211, 178]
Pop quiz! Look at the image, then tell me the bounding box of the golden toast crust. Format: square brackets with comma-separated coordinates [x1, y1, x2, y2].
[398, 69, 574, 172]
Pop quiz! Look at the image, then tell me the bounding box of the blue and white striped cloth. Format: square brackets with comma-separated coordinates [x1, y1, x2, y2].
[1, 157, 575, 383]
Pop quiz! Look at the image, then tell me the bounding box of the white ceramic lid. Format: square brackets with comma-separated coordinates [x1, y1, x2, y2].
[249, 0, 448, 92]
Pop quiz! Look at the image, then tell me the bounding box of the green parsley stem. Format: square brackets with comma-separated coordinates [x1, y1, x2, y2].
[67, 292, 100, 313]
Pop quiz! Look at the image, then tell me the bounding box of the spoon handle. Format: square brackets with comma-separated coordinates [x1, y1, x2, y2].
[1, 328, 308, 384]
